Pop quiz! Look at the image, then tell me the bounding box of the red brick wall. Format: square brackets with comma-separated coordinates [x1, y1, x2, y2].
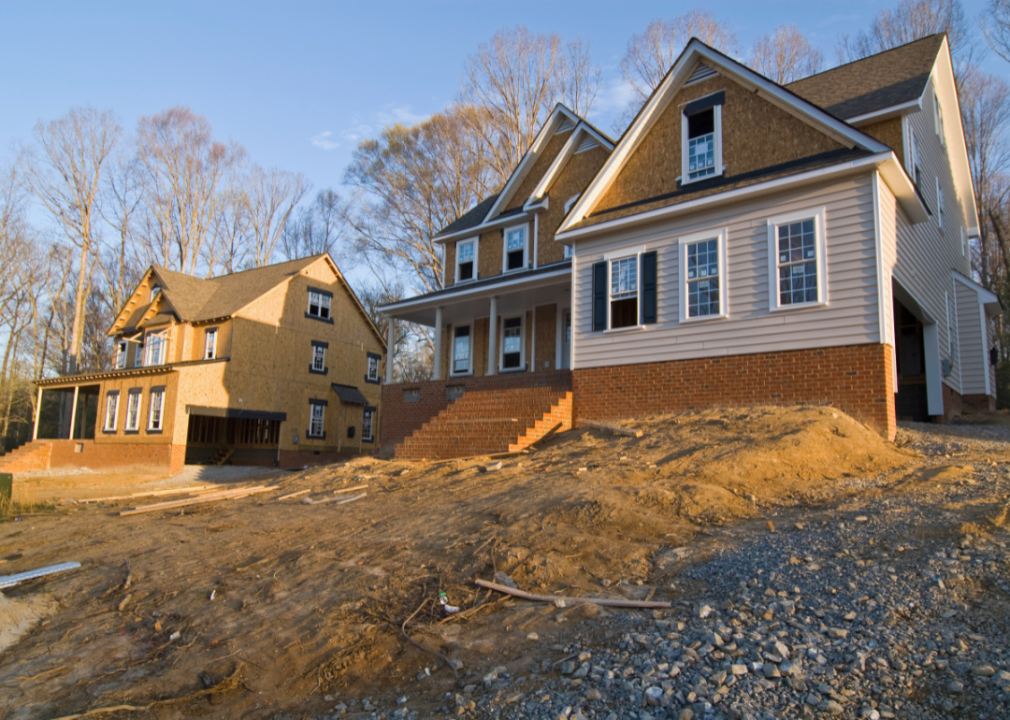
[46, 440, 187, 474]
[278, 448, 376, 469]
[381, 370, 572, 448]
[962, 393, 996, 413]
[572, 344, 897, 441]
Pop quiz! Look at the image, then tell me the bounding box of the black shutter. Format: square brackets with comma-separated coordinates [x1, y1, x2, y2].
[592, 261, 607, 332]
[641, 251, 657, 325]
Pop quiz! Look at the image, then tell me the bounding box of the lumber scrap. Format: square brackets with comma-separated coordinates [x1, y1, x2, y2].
[275, 488, 312, 501]
[300, 492, 366, 506]
[120, 486, 279, 516]
[475, 579, 671, 609]
[81, 485, 219, 504]
[576, 420, 644, 438]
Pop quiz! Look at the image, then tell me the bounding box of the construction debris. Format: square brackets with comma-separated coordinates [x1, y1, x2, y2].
[119, 486, 279, 516]
[577, 419, 644, 438]
[475, 578, 672, 609]
[480, 461, 503, 473]
[275, 488, 313, 501]
[301, 492, 367, 506]
[0, 561, 82, 590]
[80, 485, 220, 504]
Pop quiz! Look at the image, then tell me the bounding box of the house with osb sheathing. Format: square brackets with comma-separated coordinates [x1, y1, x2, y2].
[379, 33, 1000, 460]
[3, 254, 385, 476]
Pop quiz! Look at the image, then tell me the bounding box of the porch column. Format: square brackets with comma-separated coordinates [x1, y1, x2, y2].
[433, 306, 444, 380]
[385, 318, 395, 384]
[488, 296, 498, 376]
[69, 385, 79, 440]
[32, 386, 42, 440]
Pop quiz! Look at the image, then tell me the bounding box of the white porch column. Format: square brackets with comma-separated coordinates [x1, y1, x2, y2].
[69, 385, 79, 440]
[385, 318, 395, 384]
[433, 306, 444, 380]
[555, 303, 563, 370]
[924, 322, 943, 416]
[488, 296, 498, 376]
[32, 386, 42, 440]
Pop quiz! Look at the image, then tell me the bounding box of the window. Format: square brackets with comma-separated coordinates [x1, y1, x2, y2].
[680, 229, 727, 321]
[504, 226, 527, 272]
[308, 401, 326, 438]
[148, 388, 165, 432]
[306, 288, 332, 320]
[456, 239, 476, 282]
[362, 407, 375, 442]
[961, 226, 966, 257]
[403, 388, 420, 403]
[134, 341, 144, 368]
[114, 341, 127, 369]
[610, 256, 639, 328]
[365, 353, 381, 384]
[947, 291, 958, 365]
[103, 392, 119, 432]
[311, 343, 327, 373]
[125, 390, 142, 432]
[564, 244, 573, 259]
[144, 332, 167, 366]
[937, 178, 945, 230]
[204, 329, 217, 360]
[768, 208, 826, 309]
[150, 285, 161, 302]
[501, 317, 523, 370]
[906, 123, 921, 189]
[934, 87, 945, 145]
[681, 93, 723, 184]
[452, 325, 471, 374]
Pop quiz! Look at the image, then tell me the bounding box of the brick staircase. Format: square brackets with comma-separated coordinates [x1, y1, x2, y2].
[394, 386, 573, 460]
[0, 441, 53, 473]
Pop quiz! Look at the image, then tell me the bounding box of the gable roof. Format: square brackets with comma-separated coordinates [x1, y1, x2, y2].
[786, 34, 944, 122]
[436, 193, 499, 237]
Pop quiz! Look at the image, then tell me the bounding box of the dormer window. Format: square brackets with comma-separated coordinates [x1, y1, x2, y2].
[114, 341, 127, 369]
[150, 285, 161, 302]
[504, 226, 527, 272]
[144, 331, 167, 366]
[456, 239, 477, 282]
[306, 287, 333, 322]
[682, 92, 724, 184]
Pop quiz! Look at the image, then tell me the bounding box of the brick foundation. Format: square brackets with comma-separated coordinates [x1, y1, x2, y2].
[0, 440, 189, 476]
[381, 370, 572, 449]
[278, 449, 376, 469]
[572, 344, 897, 441]
[963, 393, 997, 413]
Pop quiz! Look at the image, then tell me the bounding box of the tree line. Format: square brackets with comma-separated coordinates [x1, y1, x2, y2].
[1, 0, 1009, 452]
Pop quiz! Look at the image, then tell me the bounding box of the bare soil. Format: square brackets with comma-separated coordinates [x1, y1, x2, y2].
[0, 405, 1001, 719]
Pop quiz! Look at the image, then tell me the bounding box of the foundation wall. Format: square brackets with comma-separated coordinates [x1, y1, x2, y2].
[45, 440, 186, 475]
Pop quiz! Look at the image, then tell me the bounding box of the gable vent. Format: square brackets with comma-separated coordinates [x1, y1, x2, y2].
[685, 63, 718, 86]
[575, 134, 598, 154]
[557, 117, 576, 133]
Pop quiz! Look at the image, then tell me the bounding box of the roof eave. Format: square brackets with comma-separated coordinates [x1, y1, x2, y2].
[433, 210, 533, 245]
[846, 98, 924, 126]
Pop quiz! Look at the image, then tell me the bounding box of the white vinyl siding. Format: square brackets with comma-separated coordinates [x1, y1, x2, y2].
[955, 280, 987, 395]
[876, 175, 898, 390]
[573, 175, 879, 368]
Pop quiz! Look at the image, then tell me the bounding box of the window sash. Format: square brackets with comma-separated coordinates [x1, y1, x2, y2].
[308, 291, 331, 318]
[362, 409, 374, 440]
[104, 394, 118, 431]
[686, 239, 721, 318]
[114, 342, 127, 369]
[312, 346, 326, 371]
[204, 331, 217, 360]
[309, 404, 325, 437]
[144, 333, 166, 366]
[769, 211, 824, 309]
[126, 392, 141, 431]
[148, 390, 164, 431]
[453, 327, 471, 373]
[506, 229, 525, 252]
[367, 356, 379, 381]
[610, 257, 637, 298]
[688, 132, 716, 178]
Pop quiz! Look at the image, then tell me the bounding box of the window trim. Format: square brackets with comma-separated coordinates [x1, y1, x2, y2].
[307, 399, 327, 439]
[147, 386, 166, 433]
[502, 223, 530, 274]
[681, 102, 723, 186]
[362, 406, 376, 443]
[934, 84, 945, 146]
[679, 227, 728, 323]
[306, 286, 334, 323]
[498, 314, 526, 373]
[124, 388, 143, 433]
[204, 328, 218, 360]
[365, 352, 381, 384]
[455, 237, 479, 284]
[936, 177, 944, 231]
[766, 206, 828, 312]
[103, 391, 120, 433]
[450, 323, 473, 376]
[114, 341, 127, 370]
[143, 330, 168, 366]
[603, 246, 645, 333]
[310, 341, 328, 375]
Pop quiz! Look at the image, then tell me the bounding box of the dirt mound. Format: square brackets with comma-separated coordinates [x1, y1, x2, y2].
[0, 593, 57, 655]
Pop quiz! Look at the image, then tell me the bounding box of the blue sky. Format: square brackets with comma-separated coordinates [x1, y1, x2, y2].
[1, 0, 1003, 228]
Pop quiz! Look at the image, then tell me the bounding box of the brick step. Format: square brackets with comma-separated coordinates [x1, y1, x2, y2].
[0, 441, 53, 473]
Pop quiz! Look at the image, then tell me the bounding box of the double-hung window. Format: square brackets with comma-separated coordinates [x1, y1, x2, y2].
[501, 317, 523, 371]
[365, 353, 381, 383]
[144, 332, 167, 366]
[148, 387, 165, 432]
[103, 392, 119, 432]
[362, 407, 375, 442]
[308, 401, 326, 438]
[905, 121, 921, 190]
[307, 288, 332, 320]
[937, 178, 945, 231]
[934, 87, 946, 145]
[592, 250, 658, 331]
[768, 207, 827, 309]
[114, 341, 127, 369]
[504, 226, 527, 272]
[456, 239, 476, 282]
[682, 92, 724, 184]
[204, 329, 218, 360]
[310, 341, 327, 374]
[680, 229, 727, 322]
[125, 389, 142, 432]
[452, 325, 471, 374]
[610, 256, 639, 328]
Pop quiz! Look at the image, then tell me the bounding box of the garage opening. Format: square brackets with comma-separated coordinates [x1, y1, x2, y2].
[185, 407, 284, 466]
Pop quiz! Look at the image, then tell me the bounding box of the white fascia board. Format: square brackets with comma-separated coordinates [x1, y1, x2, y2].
[481, 104, 580, 224]
[846, 98, 923, 126]
[528, 123, 612, 204]
[433, 211, 532, 245]
[559, 41, 890, 236]
[933, 39, 980, 237]
[952, 271, 1003, 314]
[557, 152, 925, 243]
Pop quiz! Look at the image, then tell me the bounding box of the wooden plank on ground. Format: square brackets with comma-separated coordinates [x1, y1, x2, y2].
[120, 486, 279, 516]
[81, 485, 220, 504]
[475, 579, 670, 609]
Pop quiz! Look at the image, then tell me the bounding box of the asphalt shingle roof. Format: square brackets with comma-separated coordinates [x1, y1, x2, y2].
[435, 194, 500, 237]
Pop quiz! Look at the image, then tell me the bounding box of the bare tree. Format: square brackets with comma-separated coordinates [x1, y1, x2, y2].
[749, 25, 823, 84]
[19, 106, 121, 374]
[983, 0, 1010, 62]
[460, 25, 602, 185]
[135, 106, 245, 275]
[207, 188, 250, 275]
[837, 0, 972, 62]
[98, 152, 144, 318]
[239, 165, 310, 268]
[281, 189, 347, 261]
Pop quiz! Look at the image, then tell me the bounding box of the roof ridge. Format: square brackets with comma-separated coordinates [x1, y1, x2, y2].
[786, 33, 944, 86]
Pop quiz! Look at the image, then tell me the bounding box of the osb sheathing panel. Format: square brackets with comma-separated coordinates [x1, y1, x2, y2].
[535, 304, 557, 371]
[862, 117, 904, 166]
[595, 73, 846, 215]
[181, 320, 234, 363]
[474, 318, 490, 377]
[444, 241, 456, 287]
[539, 145, 610, 265]
[504, 130, 573, 211]
[478, 230, 503, 280]
[93, 373, 179, 446]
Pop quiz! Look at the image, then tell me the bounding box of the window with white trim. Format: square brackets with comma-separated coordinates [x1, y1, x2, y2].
[312, 344, 326, 372]
[125, 390, 142, 432]
[114, 341, 127, 369]
[564, 244, 573, 259]
[768, 208, 826, 309]
[680, 229, 727, 321]
[103, 392, 119, 432]
[610, 256, 639, 328]
[204, 329, 217, 360]
[148, 388, 165, 431]
[452, 325, 471, 374]
[150, 285, 161, 302]
[144, 331, 167, 366]
[307, 289, 331, 319]
[367, 355, 379, 382]
[934, 86, 945, 145]
[456, 239, 476, 282]
[504, 226, 527, 272]
[308, 402, 325, 438]
[682, 96, 723, 184]
[501, 316, 523, 370]
[961, 226, 966, 256]
[905, 122, 921, 189]
[937, 178, 945, 231]
[362, 407, 375, 442]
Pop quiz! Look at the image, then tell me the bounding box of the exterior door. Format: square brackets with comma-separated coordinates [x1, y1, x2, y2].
[561, 310, 572, 369]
